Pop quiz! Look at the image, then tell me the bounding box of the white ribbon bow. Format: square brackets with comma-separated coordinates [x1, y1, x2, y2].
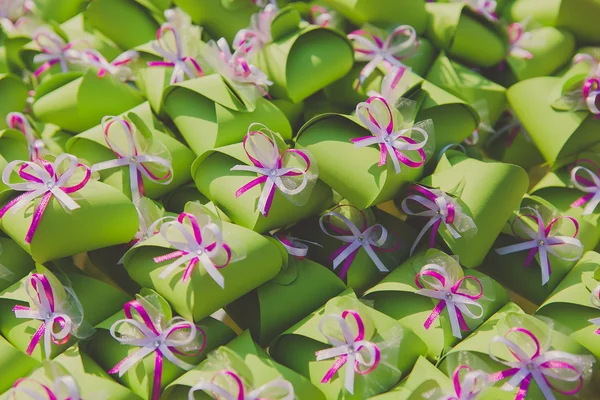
[453, 0, 497, 21]
[233, 4, 276, 54]
[570, 166, 600, 215]
[11, 375, 81, 400]
[441, 366, 489, 400]
[188, 373, 295, 400]
[589, 283, 600, 330]
[152, 23, 201, 85]
[32, 28, 83, 73]
[6, 111, 46, 160]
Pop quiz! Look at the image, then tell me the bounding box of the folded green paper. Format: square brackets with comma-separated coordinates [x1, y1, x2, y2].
[0, 334, 38, 394]
[0, 236, 35, 292]
[34, 0, 87, 24]
[0, 73, 29, 129]
[0, 128, 29, 203]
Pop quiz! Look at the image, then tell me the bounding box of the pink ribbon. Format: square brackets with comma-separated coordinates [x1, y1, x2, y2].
[6, 111, 45, 160]
[274, 233, 320, 259]
[188, 369, 295, 400]
[0, 154, 90, 243]
[109, 299, 204, 400]
[11, 375, 81, 400]
[589, 283, 600, 334]
[310, 6, 332, 27]
[495, 207, 583, 285]
[31, 29, 83, 78]
[455, 0, 497, 22]
[444, 366, 488, 400]
[153, 212, 232, 286]
[231, 126, 311, 217]
[352, 96, 428, 174]
[234, 4, 276, 54]
[147, 23, 203, 85]
[507, 23, 533, 60]
[415, 264, 484, 339]
[489, 327, 586, 400]
[569, 159, 600, 215]
[315, 310, 381, 395]
[573, 52, 600, 78]
[82, 49, 138, 81]
[348, 25, 419, 88]
[581, 77, 600, 118]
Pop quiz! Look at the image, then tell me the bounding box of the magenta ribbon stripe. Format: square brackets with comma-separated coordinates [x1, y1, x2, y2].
[410, 185, 455, 247]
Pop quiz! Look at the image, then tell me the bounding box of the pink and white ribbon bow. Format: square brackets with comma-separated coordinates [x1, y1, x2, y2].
[311, 6, 333, 27]
[274, 233, 320, 259]
[507, 23, 533, 60]
[353, 96, 429, 175]
[12, 274, 83, 359]
[489, 327, 587, 400]
[82, 49, 139, 81]
[367, 66, 411, 108]
[580, 77, 600, 117]
[347, 25, 419, 87]
[0, 0, 33, 22]
[401, 185, 477, 255]
[319, 206, 395, 280]
[452, 0, 497, 21]
[109, 299, 204, 400]
[153, 212, 232, 287]
[147, 23, 203, 85]
[91, 116, 173, 204]
[415, 263, 484, 339]
[495, 207, 583, 286]
[231, 125, 312, 217]
[6, 111, 45, 160]
[188, 370, 295, 400]
[234, 4, 276, 54]
[11, 375, 81, 400]
[573, 51, 600, 78]
[0, 154, 91, 243]
[570, 159, 600, 215]
[315, 310, 381, 394]
[442, 366, 488, 400]
[31, 28, 83, 78]
[589, 283, 600, 334]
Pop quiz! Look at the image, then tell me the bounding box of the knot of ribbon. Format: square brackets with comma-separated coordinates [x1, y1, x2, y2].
[147, 23, 203, 85]
[188, 370, 295, 400]
[415, 263, 484, 339]
[588, 283, 600, 334]
[109, 299, 204, 400]
[455, 0, 497, 21]
[495, 207, 583, 286]
[581, 77, 600, 117]
[12, 274, 79, 359]
[570, 160, 600, 215]
[153, 212, 232, 287]
[91, 116, 173, 204]
[347, 25, 419, 88]
[11, 375, 81, 400]
[231, 125, 311, 217]
[507, 23, 533, 60]
[274, 233, 320, 259]
[234, 4, 276, 54]
[32, 29, 83, 78]
[6, 111, 45, 160]
[319, 206, 394, 281]
[315, 310, 380, 395]
[352, 96, 428, 175]
[401, 185, 475, 255]
[0, 153, 90, 243]
[489, 327, 586, 400]
[82, 49, 139, 81]
[443, 366, 488, 400]
[311, 5, 333, 27]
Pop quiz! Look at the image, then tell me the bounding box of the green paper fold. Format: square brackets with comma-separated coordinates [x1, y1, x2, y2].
[0, 128, 29, 203]
[0, 334, 39, 393]
[0, 236, 35, 292]
[0, 73, 28, 128]
[34, 0, 87, 23]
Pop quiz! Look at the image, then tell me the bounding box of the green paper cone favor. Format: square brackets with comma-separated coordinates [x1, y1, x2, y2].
[0, 235, 35, 292]
[2, 345, 141, 399]
[226, 233, 347, 346]
[439, 303, 596, 400]
[0, 334, 39, 395]
[0, 264, 130, 361]
[124, 202, 282, 321]
[400, 150, 529, 268]
[192, 123, 333, 233]
[269, 289, 427, 399]
[164, 330, 325, 399]
[364, 249, 509, 362]
[86, 290, 235, 400]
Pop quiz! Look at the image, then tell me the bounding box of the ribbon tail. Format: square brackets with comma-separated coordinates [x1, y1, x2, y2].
[411, 217, 440, 255]
[129, 163, 141, 204]
[446, 303, 462, 339]
[152, 350, 163, 400]
[361, 243, 389, 272]
[539, 247, 550, 285]
[26, 322, 45, 356]
[344, 355, 356, 395]
[257, 179, 276, 217]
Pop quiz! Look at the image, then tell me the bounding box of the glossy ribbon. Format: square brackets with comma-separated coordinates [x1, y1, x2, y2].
[234, 4, 276, 54]
[353, 96, 428, 174]
[367, 66, 410, 108]
[415, 263, 484, 339]
[455, 0, 497, 21]
[188, 370, 294, 400]
[109, 299, 204, 400]
[91, 116, 173, 204]
[274, 233, 320, 259]
[581, 77, 600, 117]
[11, 375, 81, 400]
[83, 49, 139, 81]
[311, 5, 332, 27]
[231, 126, 310, 217]
[443, 366, 488, 400]
[573, 52, 600, 77]
[32, 29, 82, 78]
[315, 310, 380, 395]
[147, 23, 203, 84]
[570, 160, 600, 215]
[347, 25, 419, 87]
[589, 283, 600, 334]
[0, 154, 90, 243]
[507, 23, 533, 60]
[489, 327, 585, 400]
[154, 212, 232, 286]
[495, 207, 583, 285]
[6, 111, 45, 160]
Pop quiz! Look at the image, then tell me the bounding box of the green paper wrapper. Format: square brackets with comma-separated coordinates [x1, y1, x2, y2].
[0, 128, 29, 203]
[123, 213, 282, 321]
[0, 73, 28, 128]
[0, 177, 139, 263]
[536, 251, 600, 359]
[32, 69, 145, 133]
[0, 334, 39, 394]
[164, 330, 326, 399]
[503, 0, 600, 44]
[0, 236, 35, 292]
[270, 289, 427, 399]
[364, 249, 509, 362]
[0, 22, 34, 74]
[271, 98, 305, 132]
[86, 290, 235, 400]
[410, 150, 529, 268]
[253, 8, 354, 103]
[506, 62, 600, 168]
[225, 236, 347, 346]
[162, 74, 292, 156]
[289, 207, 417, 294]
[425, 2, 506, 68]
[34, 0, 87, 24]
[191, 140, 333, 233]
[66, 102, 195, 200]
[0, 263, 130, 361]
[321, 0, 429, 34]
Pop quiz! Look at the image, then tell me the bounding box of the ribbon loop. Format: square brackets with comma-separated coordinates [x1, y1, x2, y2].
[83, 49, 139, 81]
[442, 365, 488, 400]
[233, 4, 276, 54]
[32, 28, 84, 78]
[11, 374, 82, 400]
[452, 0, 497, 21]
[570, 162, 600, 215]
[589, 283, 600, 334]
[507, 23, 534, 60]
[189, 370, 295, 400]
[274, 233, 321, 259]
[6, 111, 46, 160]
